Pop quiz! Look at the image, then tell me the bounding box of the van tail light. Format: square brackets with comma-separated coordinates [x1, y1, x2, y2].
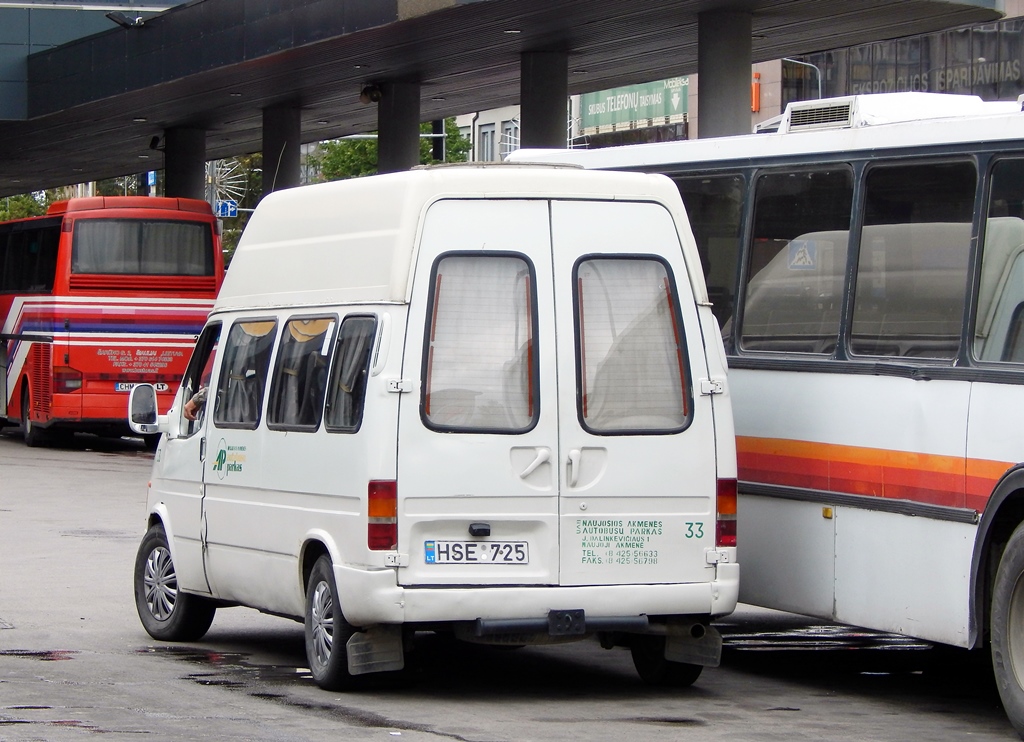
[368, 480, 398, 551]
[53, 366, 83, 394]
[716, 478, 737, 547]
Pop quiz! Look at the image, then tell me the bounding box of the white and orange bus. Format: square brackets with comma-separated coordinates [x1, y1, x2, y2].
[0, 196, 223, 446]
[512, 92, 1024, 735]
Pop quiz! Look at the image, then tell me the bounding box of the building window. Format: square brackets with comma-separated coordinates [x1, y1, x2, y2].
[500, 119, 519, 158]
[478, 124, 496, 162]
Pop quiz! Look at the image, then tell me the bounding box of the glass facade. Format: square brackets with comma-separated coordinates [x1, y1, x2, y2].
[789, 18, 1024, 107]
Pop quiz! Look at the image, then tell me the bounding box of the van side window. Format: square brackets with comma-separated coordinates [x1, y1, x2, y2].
[178, 322, 220, 437]
[575, 257, 692, 434]
[213, 319, 277, 429]
[268, 316, 336, 430]
[324, 316, 377, 432]
[422, 254, 537, 433]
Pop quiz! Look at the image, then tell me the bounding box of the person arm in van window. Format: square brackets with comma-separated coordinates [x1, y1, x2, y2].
[183, 386, 207, 421]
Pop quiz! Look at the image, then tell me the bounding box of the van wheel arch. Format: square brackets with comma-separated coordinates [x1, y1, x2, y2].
[301, 539, 332, 594]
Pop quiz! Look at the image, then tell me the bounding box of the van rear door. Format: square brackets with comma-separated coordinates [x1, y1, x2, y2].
[397, 199, 559, 587]
[550, 200, 716, 586]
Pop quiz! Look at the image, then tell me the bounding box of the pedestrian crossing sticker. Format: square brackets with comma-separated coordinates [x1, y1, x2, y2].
[788, 240, 817, 270]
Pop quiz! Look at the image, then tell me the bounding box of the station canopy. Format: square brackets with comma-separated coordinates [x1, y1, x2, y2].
[0, 0, 1002, 196]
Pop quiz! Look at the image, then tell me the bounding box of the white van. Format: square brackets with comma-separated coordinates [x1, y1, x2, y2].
[128, 163, 738, 690]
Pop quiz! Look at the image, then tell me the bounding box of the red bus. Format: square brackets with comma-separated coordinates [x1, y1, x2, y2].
[0, 196, 223, 445]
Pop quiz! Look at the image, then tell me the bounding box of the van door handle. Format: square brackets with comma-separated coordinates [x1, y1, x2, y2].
[567, 449, 581, 487]
[519, 447, 550, 479]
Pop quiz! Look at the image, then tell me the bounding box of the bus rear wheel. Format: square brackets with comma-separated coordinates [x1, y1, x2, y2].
[20, 385, 44, 447]
[991, 520, 1024, 737]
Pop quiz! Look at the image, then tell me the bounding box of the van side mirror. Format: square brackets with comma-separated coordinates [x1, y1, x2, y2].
[128, 384, 161, 434]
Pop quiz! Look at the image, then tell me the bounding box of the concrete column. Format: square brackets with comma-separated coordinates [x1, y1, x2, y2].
[262, 104, 302, 194]
[163, 127, 205, 200]
[697, 10, 752, 138]
[377, 81, 421, 174]
[520, 51, 568, 149]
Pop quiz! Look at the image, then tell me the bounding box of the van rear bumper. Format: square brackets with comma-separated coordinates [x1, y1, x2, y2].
[334, 561, 739, 626]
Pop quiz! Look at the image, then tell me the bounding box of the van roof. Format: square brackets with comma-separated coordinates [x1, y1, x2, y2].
[215, 163, 699, 311]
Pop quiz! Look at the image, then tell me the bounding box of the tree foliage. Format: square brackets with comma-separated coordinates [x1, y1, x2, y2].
[0, 192, 52, 221]
[314, 118, 471, 182]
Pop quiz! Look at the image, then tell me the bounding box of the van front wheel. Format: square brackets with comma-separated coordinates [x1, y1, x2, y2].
[630, 635, 703, 687]
[134, 524, 216, 641]
[305, 555, 357, 690]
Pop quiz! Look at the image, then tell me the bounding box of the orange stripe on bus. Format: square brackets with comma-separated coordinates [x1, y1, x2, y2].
[737, 436, 1014, 512]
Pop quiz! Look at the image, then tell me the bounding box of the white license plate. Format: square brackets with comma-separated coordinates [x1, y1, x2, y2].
[115, 382, 169, 392]
[424, 540, 529, 564]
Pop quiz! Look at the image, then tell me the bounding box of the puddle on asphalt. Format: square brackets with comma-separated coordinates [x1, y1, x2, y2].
[59, 527, 137, 540]
[0, 718, 101, 730]
[137, 646, 312, 684]
[0, 649, 77, 661]
[627, 716, 707, 726]
[138, 645, 432, 734]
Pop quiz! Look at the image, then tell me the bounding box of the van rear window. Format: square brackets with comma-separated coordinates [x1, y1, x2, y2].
[575, 256, 692, 434]
[423, 253, 538, 433]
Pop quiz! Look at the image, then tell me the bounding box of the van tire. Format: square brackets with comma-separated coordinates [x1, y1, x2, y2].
[630, 635, 703, 687]
[134, 524, 216, 642]
[305, 554, 357, 690]
[992, 521, 1024, 736]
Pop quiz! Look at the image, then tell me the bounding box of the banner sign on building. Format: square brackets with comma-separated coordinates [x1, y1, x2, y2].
[581, 77, 689, 131]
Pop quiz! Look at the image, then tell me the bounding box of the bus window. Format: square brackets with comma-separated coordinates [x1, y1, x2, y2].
[851, 161, 976, 359]
[1, 224, 60, 292]
[72, 219, 214, 276]
[672, 174, 744, 329]
[976, 159, 1024, 363]
[739, 168, 853, 354]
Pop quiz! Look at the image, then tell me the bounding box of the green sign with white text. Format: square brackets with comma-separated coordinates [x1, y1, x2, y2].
[581, 77, 689, 129]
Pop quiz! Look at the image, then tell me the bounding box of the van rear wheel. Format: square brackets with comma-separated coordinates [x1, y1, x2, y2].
[630, 635, 703, 687]
[305, 555, 358, 690]
[134, 524, 216, 641]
